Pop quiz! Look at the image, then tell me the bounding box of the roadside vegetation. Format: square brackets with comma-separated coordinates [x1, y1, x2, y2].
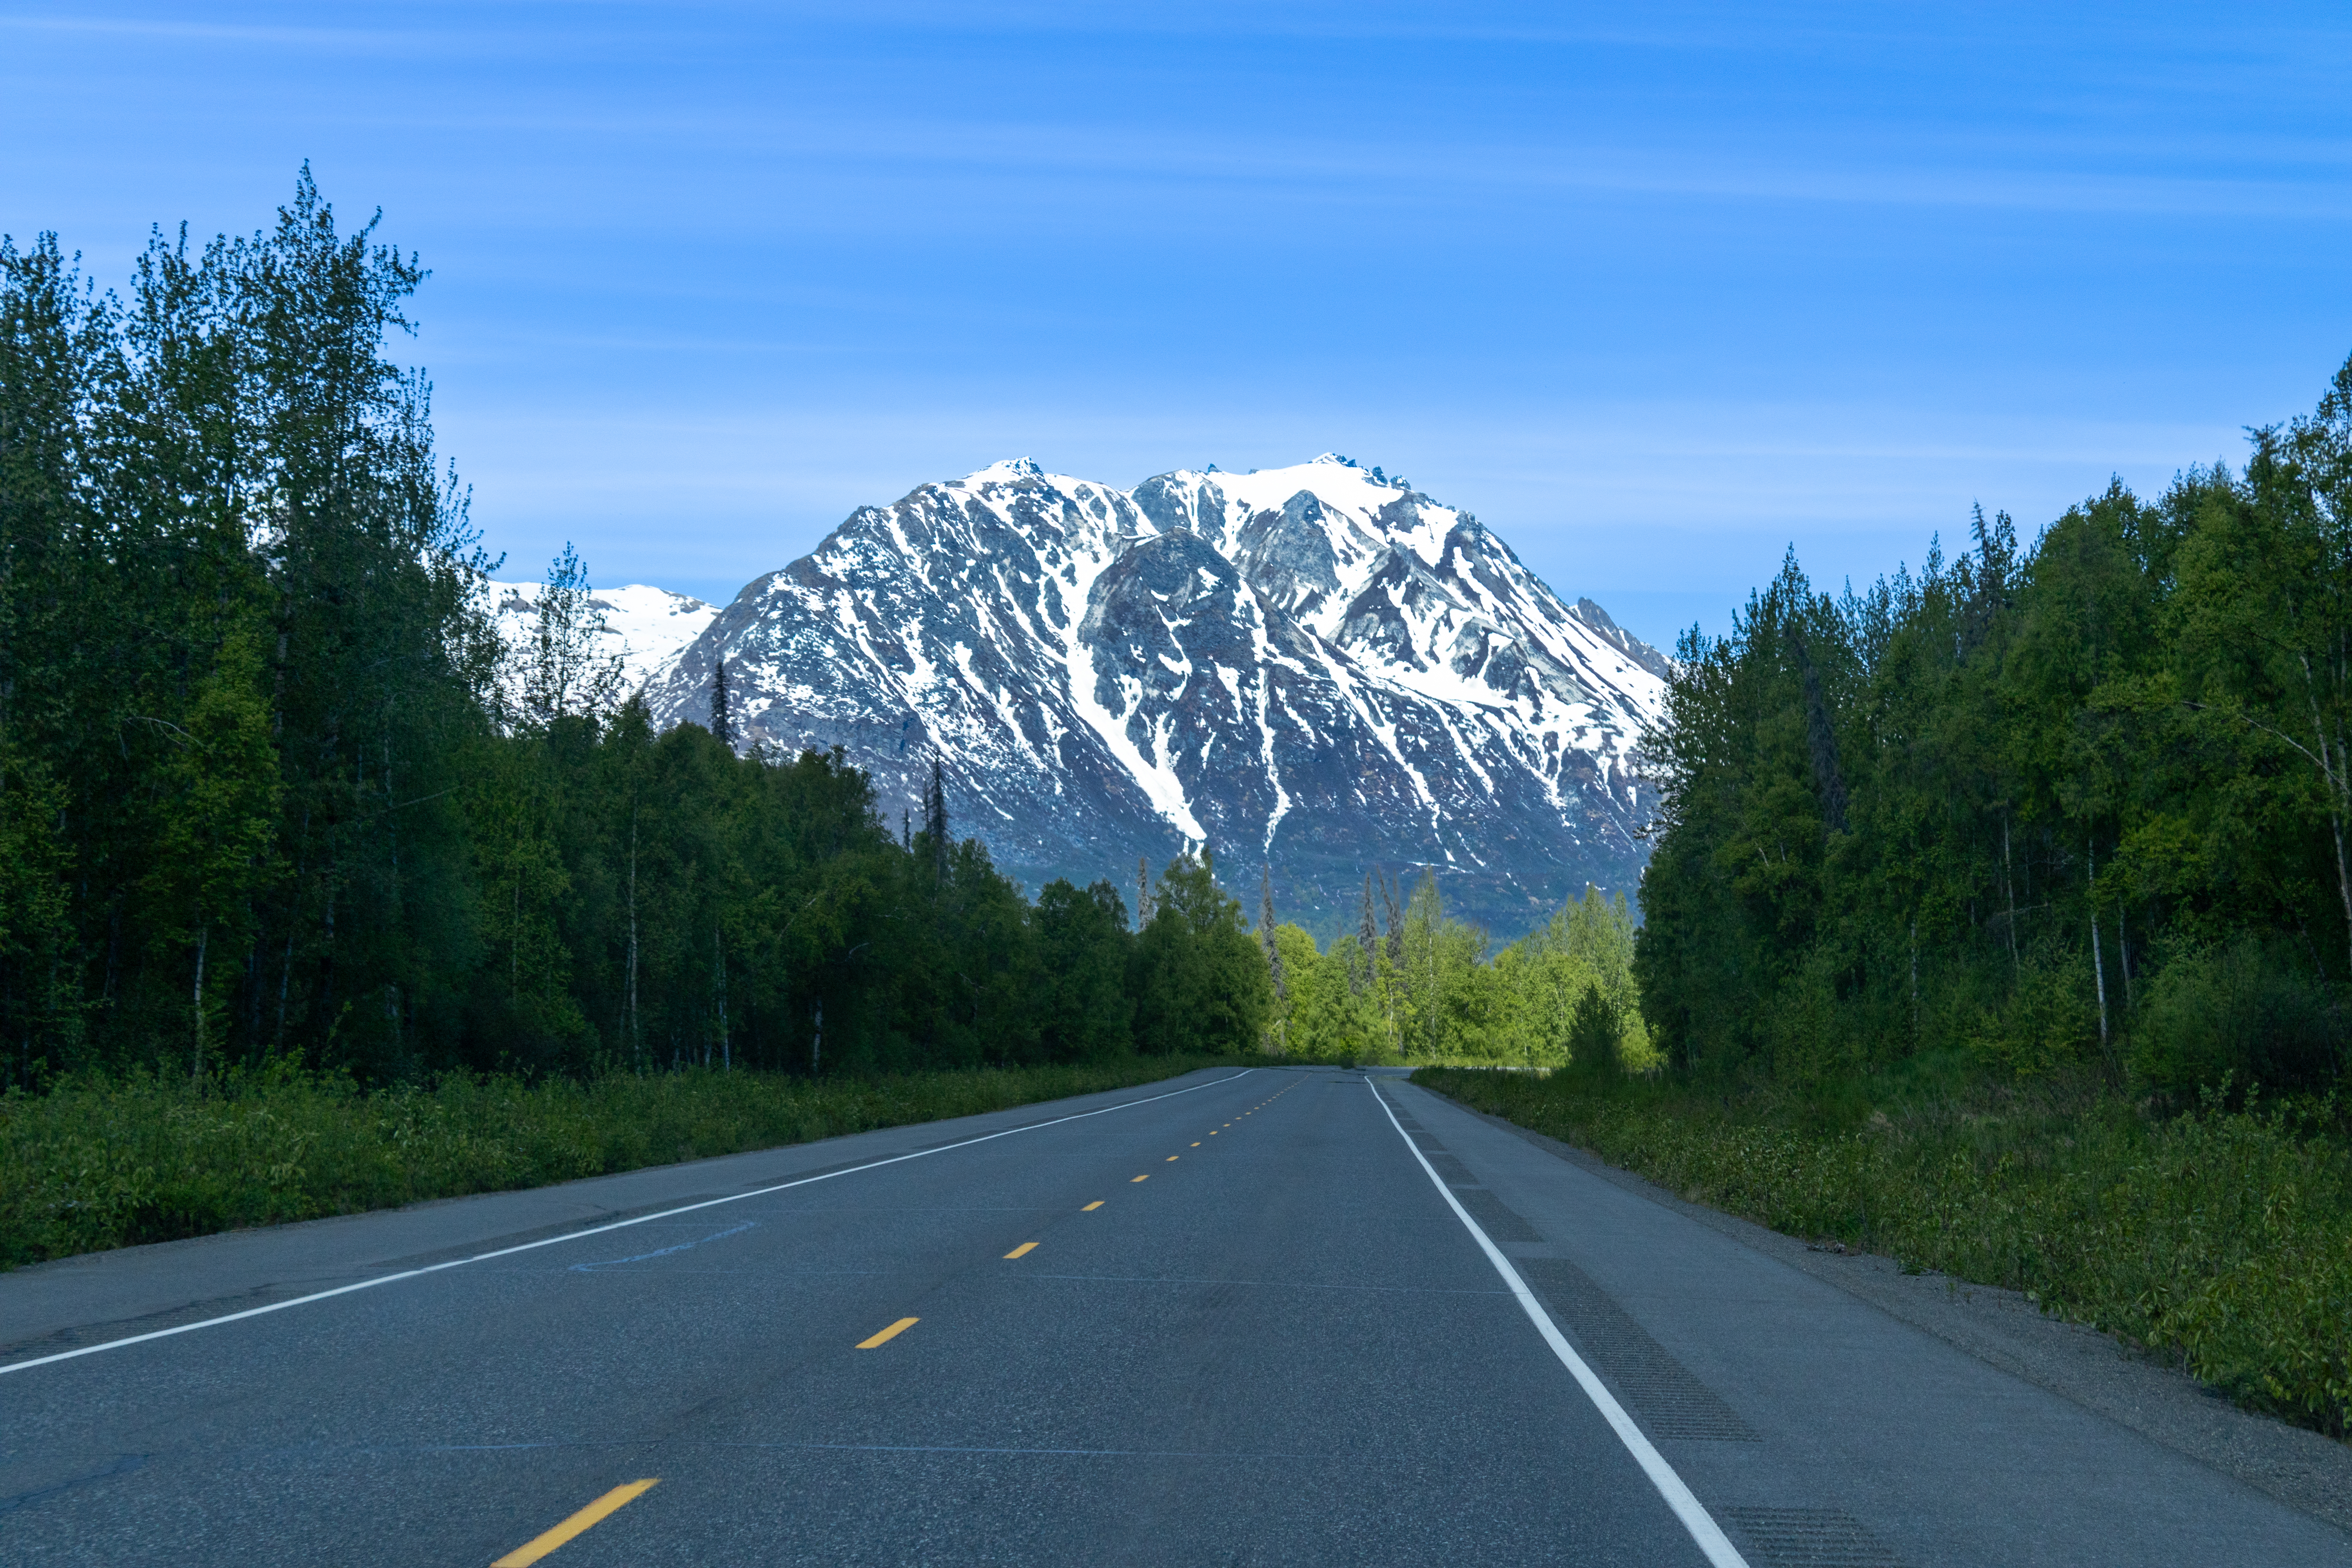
[1633, 354, 2352, 1101]
[1417, 1061, 2352, 1442]
[1256, 878, 1657, 1069]
[0, 178, 1283, 1266]
[0, 1053, 1240, 1269]
[1421, 354, 2352, 1446]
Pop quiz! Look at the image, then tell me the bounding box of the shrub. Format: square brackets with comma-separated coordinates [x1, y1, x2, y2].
[2131, 940, 2345, 1102]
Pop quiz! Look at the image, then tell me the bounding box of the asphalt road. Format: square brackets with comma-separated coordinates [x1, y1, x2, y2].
[3, 1065, 2347, 1566]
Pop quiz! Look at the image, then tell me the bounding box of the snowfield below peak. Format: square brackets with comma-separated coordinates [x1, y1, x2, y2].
[490, 581, 718, 694]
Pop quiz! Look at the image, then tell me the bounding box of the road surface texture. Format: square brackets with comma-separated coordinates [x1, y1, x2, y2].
[3, 1065, 2347, 1566]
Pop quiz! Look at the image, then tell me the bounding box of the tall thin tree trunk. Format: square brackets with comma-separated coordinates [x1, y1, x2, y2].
[2089, 840, 2109, 1053]
[714, 925, 728, 1070]
[2301, 656, 2352, 980]
[275, 808, 307, 1047]
[192, 924, 209, 1083]
[2002, 813, 2020, 973]
[1909, 915, 1920, 1037]
[2118, 904, 2134, 1011]
[627, 809, 640, 1073]
[2331, 804, 2352, 982]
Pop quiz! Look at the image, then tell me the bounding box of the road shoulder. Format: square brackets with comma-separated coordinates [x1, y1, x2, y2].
[1416, 1077, 2352, 1537]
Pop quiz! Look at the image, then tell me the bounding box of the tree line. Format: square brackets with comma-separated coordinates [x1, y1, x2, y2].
[1633, 352, 2352, 1102]
[0, 174, 1274, 1089]
[1256, 871, 1653, 1070]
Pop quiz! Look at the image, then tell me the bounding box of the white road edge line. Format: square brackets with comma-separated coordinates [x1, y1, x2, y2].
[0, 1069, 1259, 1380]
[1367, 1078, 1750, 1568]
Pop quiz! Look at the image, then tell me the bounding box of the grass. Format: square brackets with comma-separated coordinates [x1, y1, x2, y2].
[1414, 1058, 2352, 1443]
[0, 1054, 1242, 1270]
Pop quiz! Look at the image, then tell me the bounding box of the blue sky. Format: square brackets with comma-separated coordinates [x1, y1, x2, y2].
[5, 2, 2348, 650]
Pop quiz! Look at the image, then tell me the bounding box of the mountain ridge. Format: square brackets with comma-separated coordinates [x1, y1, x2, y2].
[627, 455, 1665, 938]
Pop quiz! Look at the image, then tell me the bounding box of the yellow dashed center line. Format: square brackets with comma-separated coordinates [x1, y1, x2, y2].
[1131, 1174, 1149, 1183]
[857, 1317, 919, 1349]
[1004, 1242, 1039, 1259]
[1191, 1142, 1200, 1147]
[1082, 1200, 1104, 1210]
[493, 1480, 659, 1567]
[1165, 1155, 1179, 1162]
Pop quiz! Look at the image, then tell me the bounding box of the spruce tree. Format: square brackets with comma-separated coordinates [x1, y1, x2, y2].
[925, 755, 949, 880]
[1381, 874, 1405, 967]
[710, 656, 732, 749]
[1259, 865, 1287, 1004]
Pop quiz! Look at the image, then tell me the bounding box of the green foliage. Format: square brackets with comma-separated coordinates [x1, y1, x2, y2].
[1259, 878, 1650, 1069]
[2129, 939, 2346, 1099]
[0, 177, 1280, 1099]
[1419, 1065, 2352, 1442]
[0, 1053, 1240, 1269]
[1635, 353, 2352, 1103]
[1133, 851, 1272, 1055]
[1566, 984, 1620, 1073]
[1033, 879, 1136, 1061]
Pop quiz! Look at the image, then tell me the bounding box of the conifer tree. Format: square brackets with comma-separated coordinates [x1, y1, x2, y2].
[1259, 865, 1288, 1004]
[1381, 873, 1405, 967]
[925, 755, 949, 880]
[710, 656, 731, 749]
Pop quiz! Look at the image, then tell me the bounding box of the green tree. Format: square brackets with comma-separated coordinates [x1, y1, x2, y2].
[1133, 851, 1271, 1055]
[1033, 878, 1134, 1061]
[147, 629, 281, 1080]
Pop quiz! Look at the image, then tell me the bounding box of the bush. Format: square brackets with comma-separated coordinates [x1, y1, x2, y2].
[1969, 945, 2101, 1080]
[2131, 940, 2345, 1102]
[1566, 983, 1620, 1073]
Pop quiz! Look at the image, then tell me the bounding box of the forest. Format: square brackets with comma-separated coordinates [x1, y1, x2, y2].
[1259, 875, 1651, 1071]
[1428, 358, 2352, 1443]
[0, 175, 1276, 1093]
[1634, 352, 2352, 1103]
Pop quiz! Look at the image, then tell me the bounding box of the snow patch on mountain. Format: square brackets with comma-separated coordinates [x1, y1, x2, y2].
[489, 581, 718, 693]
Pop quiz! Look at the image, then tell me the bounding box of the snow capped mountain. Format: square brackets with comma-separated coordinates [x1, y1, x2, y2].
[489, 581, 718, 693]
[637, 455, 1665, 936]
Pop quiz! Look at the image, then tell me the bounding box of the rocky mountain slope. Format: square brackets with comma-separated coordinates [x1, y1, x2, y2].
[636, 455, 1665, 937]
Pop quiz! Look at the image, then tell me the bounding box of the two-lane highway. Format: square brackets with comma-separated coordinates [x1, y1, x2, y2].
[4, 1066, 2347, 1565]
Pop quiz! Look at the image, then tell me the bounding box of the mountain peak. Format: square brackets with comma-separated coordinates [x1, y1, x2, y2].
[639, 456, 1666, 935]
[974, 456, 1044, 480]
